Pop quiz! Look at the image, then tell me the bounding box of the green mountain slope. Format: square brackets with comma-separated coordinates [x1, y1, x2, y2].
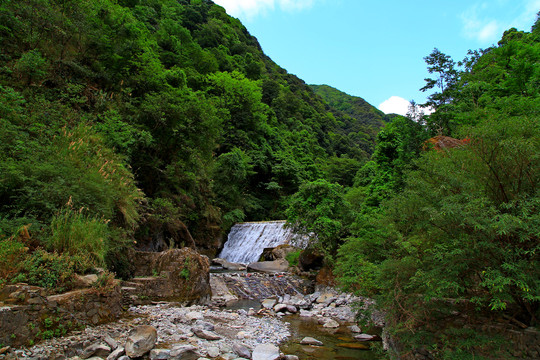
[310, 84, 389, 129]
[0, 0, 379, 271]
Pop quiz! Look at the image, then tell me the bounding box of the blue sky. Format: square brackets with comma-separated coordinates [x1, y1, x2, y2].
[213, 0, 539, 115]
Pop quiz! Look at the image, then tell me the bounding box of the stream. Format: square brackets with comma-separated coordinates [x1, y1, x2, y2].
[226, 298, 384, 359]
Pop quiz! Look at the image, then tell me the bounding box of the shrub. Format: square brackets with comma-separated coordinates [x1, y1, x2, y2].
[12, 249, 88, 292]
[285, 249, 301, 267]
[47, 205, 110, 267]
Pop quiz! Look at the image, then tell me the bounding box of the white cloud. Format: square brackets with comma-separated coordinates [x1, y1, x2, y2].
[378, 96, 411, 116]
[378, 96, 434, 118]
[461, 1, 540, 43]
[213, 0, 316, 20]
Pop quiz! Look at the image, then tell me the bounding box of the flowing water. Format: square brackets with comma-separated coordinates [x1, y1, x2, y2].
[218, 221, 303, 264]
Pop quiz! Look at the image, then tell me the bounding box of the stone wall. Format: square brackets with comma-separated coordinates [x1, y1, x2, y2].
[123, 248, 211, 304]
[0, 282, 122, 347]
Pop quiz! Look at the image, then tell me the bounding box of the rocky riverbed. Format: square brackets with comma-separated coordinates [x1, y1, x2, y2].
[3, 274, 384, 360]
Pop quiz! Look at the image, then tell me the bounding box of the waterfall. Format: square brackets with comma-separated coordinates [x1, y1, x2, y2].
[218, 221, 302, 264]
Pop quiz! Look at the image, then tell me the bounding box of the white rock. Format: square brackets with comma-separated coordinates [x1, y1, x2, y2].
[150, 348, 171, 359]
[186, 311, 204, 321]
[252, 343, 280, 360]
[300, 337, 323, 346]
[106, 346, 125, 360]
[322, 319, 340, 328]
[206, 346, 220, 358]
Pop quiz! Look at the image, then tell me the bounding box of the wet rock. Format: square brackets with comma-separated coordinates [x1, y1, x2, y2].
[232, 343, 251, 359]
[286, 305, 297, 313]
[348, 325, 361, 333]
[283, 356, 299, 360]
[81, 343, 111, 359]
[273, 304, 288, 313]
[125, 325, 157, 358]
[354, 334, 379, 341]
[252, 344, 280, 360]
[150, 348, 171, 359]
[316, 293, 336, 304]
[300, 337, 323, 346]
[261, 298, 277, 309]
[191, 327, 222, 341]
[322, 319, 340, 328]
[299, 309, 314, 317]
[247, 259, 289, 273]
[106, 347, 125, 360]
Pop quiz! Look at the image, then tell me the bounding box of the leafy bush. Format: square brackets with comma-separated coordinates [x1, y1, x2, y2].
[285, 249, 301, 267]
[12, 249, 88, 292]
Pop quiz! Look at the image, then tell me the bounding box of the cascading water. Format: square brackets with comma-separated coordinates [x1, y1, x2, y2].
[218, 221, 302, 264]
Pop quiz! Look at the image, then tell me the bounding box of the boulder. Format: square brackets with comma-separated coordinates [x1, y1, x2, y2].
[348, 325, 361, 333]
[106, 347, 125, 360]
[150, 349, 171, 359]
[300, 337, 323, 346]
[191, 327, 222, 340]
[252, 344, 280, 360]
[232, 344, 251, 359]
[271, 245, 298, 260]
[170, 344, 199, 360]
[322, 319, 340, 328]
[354, 333, 381, 341]
[81, 343, 111, 359]
[261, 298, 277, 309]
[206, 346, 220, 358]
[273, 304, 288, 313]
[248, 259, 289, 273]
[212, 258, 246, 271]
[73, 274, 99, 288]
[125, 325, 157, 358]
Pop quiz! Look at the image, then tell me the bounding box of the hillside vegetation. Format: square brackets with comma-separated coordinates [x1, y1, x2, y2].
[287, 17, 540, 359]
[0, 0, 379, 281]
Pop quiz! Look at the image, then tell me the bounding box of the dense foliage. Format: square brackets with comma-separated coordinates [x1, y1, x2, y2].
[0, 0, 381, 286]
[329, 18, 539, 359]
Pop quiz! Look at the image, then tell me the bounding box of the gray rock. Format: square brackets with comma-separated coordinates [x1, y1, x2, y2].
[322, 319, 340, 328]
[81, 343, 111, 359]
[117, 357, 130, 360]
[348, 325, 361, 333]
[286, 305, 297, 313]
[261, 298, 277, 309]
[283, 356, 299, 360]
[354, 333, 378, 341]
[125, 325, 157, 358]
[186, 311, 204, 321]
[191, 327, 222, 340]
[252, 344, 280, 360]
[103, 335, 118, 350]
[150, 349, 171, 360]
[194, 320, 215, 331]
[232, 344, 251, 359]
[300, 337, 323, 346]
[247, 259, 289, 273]
[106, 347, 125, 360]
[170, 344, 199, 360]
[206, 346, 220, 358]
[273, 304, 288, 313]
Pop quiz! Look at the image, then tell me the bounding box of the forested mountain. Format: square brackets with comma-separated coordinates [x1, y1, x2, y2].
[311, 84, 390, 127]
[0, 0, 380, 277]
